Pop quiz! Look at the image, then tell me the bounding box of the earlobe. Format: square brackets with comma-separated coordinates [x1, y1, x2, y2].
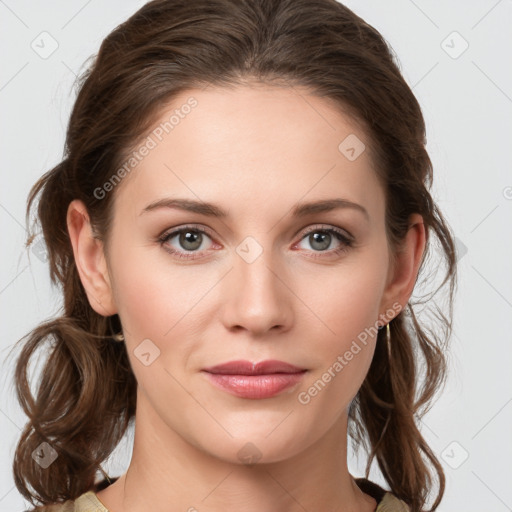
[379, 213, 426, 323]
[66, 199, 117, 317]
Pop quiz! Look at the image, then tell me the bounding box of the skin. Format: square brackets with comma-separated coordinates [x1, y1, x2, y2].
[67, 83, 425, 512]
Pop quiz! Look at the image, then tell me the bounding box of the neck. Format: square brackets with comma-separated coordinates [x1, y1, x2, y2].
[96, 390, 376, 512]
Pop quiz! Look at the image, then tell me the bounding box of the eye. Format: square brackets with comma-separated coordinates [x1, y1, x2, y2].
[158, 225, 217, 260]
[293, 224, 354, 258]
[157, 223, 354, 261]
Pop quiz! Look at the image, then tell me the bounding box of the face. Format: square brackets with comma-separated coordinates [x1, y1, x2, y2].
[94, 84, 399, 463]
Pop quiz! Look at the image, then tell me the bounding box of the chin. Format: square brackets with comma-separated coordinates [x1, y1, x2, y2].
[192, 427, 310, 467]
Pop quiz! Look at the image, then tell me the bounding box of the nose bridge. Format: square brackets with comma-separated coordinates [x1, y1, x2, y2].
[222, 234, 292, 334]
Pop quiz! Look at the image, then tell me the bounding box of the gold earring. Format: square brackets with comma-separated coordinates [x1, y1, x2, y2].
[112, 332, 125, 342]
[385, 323, 391, 358]
[98, 464, 112, 484]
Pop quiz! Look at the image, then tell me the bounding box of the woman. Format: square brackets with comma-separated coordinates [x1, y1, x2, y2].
[11, 0, 457, 511]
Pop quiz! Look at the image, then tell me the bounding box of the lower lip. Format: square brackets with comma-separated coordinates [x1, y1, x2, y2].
[202, 371, 307, 399]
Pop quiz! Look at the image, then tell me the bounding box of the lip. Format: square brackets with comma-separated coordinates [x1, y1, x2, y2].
[201, 360, 307, 399]
[202, 359, 306, 375]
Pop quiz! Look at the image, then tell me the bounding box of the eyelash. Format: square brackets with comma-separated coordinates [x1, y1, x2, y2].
[157, 223, 354, 261]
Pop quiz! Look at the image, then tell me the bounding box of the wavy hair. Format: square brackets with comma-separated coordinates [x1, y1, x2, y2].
[8, 1, 457, 510]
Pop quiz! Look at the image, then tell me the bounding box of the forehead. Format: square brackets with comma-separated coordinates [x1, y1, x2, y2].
[112, 84, 385, 227]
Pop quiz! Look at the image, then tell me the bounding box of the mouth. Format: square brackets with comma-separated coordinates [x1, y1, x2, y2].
[201, 360, 307, 399]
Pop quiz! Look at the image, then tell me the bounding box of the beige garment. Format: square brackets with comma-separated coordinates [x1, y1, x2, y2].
[39, 488, 411, 511]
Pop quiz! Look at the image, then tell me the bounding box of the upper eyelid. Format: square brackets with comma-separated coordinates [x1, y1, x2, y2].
[160, 223, 216, 241]
[296, 223, 352, 239]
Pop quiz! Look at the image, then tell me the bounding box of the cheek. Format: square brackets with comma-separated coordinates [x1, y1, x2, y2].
[109, 256, 205, 398]
[300, 254, 387, 339]
[110, 242, 200, 332]
[108, 246, 223, 379]
[294, 252, 387, 392]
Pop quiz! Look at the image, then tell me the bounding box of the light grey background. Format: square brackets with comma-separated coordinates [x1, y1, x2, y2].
[1, 1, 511, 511]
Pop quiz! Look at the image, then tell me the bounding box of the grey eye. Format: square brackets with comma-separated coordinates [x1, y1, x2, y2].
[307, 231, 332, 251]
[177, 230, 204, 251]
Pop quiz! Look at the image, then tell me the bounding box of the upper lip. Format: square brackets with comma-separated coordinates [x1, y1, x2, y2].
[202, 360, 306, 375]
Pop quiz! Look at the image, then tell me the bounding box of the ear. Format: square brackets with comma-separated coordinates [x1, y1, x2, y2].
[378, 213, 426, 324]
[66, 199, 117, 316]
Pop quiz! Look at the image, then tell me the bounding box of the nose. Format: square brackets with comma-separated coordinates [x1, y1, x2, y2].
[220, 243, 293, 336]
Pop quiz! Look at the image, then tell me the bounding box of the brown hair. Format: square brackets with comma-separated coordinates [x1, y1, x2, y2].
[9, 1, 457, 510]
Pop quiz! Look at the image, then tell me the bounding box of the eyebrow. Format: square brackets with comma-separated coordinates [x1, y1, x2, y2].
[140, 197, 369, 221]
